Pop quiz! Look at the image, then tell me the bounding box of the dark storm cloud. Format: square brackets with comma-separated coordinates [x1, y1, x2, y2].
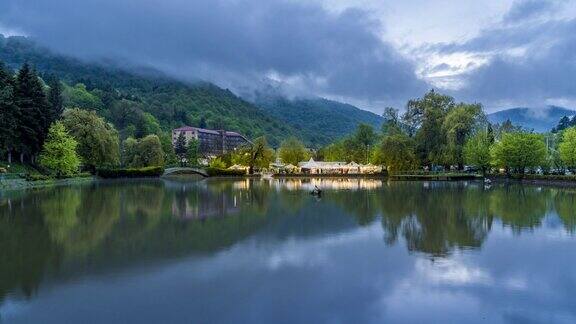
[0, 0, 426, 102]
[428, 0, 576, 106]
[460, 19, 576, 104]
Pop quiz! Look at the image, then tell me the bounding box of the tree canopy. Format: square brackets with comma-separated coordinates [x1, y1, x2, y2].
[39, 121, 80, 176]
[279, 137, 309, 165]
[62, 108, 120, 169]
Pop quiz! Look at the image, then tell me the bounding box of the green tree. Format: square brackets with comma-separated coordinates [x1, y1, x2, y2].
[14, 63, 50, 161]
[62, 83, 104, 111]
[209, 157, 227, 169]
[279, 137, 309, 165]
[442, 103, 484, 169]
[159, 132, 177, 166]
[135, 112, 162, 138]
[0, 62, 18, 163]
[320, 140, 347, 162]
[559, 127, 576, 170]
[62, 108, 120, 170]
[374, 134, 418, 172]
[233, 137, 274, 174]
[46, 75, 64, 123]
[490, 132, 547, 175]
[134, 135, 165, 167]
[174, 131, 187, 165]
[122, 137, 138, 167]
[353, 124, 378, 164]
[382, 107, 402, 136]
[39, 122, 81, 176]
[463, 130, 492, 176]
[186, 139, 200, 166]
[403, 90, 455, 167]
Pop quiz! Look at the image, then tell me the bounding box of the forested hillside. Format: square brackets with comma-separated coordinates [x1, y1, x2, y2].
[253, 95, 383, 147]
[0, 34, 296, 146]
[487, 106, 576, 133]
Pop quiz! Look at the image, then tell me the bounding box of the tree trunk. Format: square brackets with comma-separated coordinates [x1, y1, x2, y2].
[7, 150, 12, 164]
[20, 152, 24, 164]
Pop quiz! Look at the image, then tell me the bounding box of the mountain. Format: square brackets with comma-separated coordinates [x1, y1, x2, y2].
[0, 34, 383, 148]
[487, 106, 576, 133]
[0, 34, 297, 146]
[252, 95, 383, 147]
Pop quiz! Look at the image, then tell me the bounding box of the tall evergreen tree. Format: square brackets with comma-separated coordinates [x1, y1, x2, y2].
[0, 62, 18, 163]
[14, 63, 50, 162]
[46, 74, 64, 123]
[174, 131, 187, 165]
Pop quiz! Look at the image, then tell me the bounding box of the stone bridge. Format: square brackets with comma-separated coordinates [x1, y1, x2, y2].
[163, 167, 209, 177]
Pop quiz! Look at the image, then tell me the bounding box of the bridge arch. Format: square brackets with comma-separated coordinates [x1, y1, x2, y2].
[162, 167, 209, 177]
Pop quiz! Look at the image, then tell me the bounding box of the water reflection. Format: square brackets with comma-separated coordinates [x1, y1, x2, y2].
[0, 178, 575, 323]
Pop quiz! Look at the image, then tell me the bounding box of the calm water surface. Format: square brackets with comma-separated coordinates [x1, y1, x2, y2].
[1, 178, 576, 323]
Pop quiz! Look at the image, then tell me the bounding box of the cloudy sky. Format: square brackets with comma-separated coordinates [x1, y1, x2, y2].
[1, 0, 575, 113]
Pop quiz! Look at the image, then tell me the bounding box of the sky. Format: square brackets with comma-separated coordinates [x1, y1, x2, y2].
[1, 0, 575, 113]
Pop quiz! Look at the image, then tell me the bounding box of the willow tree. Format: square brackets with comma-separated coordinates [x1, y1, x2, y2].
[463, 130, 492, 176]
[62, 108, 120, 170]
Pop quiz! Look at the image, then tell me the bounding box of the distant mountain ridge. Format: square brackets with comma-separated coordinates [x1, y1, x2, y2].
[487, 106, 576, 132]
[252, 95, 383, 147]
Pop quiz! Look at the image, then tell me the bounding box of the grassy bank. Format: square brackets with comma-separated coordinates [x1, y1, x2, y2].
[0, 175, 95, 191]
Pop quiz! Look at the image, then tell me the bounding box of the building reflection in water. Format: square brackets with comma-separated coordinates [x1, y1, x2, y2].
[271, 178, 384, 191]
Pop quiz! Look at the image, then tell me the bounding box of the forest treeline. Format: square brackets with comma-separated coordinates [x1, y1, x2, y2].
[317, 90, 576, 175]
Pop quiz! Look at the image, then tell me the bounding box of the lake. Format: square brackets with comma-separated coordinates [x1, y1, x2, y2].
[1, 178, 575, 323]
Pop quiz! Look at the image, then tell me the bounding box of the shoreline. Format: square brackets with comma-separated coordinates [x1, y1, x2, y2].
[4, 173, 576, 191]
[489, 176, 576, 188]
[0, 176, 95, 191]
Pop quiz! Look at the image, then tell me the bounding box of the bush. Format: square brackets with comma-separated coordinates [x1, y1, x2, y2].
[206, 167, 246, 177]
[25, 174, 52, 181]
[54, 172, 93, 179]
[96, 166, 164, 178]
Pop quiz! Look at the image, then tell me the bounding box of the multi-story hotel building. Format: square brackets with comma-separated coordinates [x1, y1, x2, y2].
[172, 126, 250, 157]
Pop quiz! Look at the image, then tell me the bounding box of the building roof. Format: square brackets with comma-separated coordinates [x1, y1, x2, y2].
[173, 126, 245, 138]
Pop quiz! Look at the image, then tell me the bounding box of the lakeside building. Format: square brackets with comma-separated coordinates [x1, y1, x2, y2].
[172, 126, 250, 157]
[271, 158, 382, 175]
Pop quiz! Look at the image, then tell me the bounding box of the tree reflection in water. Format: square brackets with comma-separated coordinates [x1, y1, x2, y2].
[0, 178, 574, 305]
